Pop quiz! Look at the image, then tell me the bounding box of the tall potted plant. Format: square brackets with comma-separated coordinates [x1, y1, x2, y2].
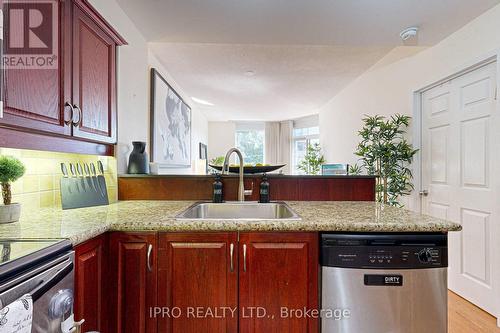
[298, 143, 325, 175]
[351, 114, 418, 206]
[0, 156, 26, 223]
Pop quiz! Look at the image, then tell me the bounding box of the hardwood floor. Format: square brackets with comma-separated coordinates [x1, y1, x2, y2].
[449, 291, 500, 332]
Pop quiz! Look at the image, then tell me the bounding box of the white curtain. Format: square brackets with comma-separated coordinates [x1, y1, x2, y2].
[279, 120, 292, 174]
[265, 122, 280, 164]
[265, 121, 292, 174]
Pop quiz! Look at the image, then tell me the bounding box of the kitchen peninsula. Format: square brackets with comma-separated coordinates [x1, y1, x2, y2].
[0, 196, 461, 332]
[0, 187, 461, 333]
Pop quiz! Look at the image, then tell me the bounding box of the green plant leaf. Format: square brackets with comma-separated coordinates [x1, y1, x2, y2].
[0, 156, 25, 184]
[353, 114, 418, 207]
[209, 156, 225, 166]
[298, 142, 325, 175]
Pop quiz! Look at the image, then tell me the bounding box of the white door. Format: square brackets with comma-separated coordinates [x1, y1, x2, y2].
[421, 60, 500, 320]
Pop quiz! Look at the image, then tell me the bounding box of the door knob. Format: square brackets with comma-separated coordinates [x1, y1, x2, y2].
[419, 190, 429, 196]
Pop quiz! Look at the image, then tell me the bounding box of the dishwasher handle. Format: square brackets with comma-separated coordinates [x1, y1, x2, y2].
[31, 261, 74, 302]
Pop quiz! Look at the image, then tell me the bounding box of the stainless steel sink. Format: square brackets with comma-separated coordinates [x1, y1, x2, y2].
[176, 202, 301, 220]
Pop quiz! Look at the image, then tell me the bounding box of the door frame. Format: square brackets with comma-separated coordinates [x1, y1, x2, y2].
[411, 49, 500, 325]
[411, 50, 500, 213]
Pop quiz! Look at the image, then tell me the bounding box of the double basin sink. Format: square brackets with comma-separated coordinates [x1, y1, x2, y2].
[176, 202, 301, 220]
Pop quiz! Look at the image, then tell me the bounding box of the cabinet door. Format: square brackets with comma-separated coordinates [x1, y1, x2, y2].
[239, 232, 319, 333]
[71, 4, 117, 143]
[158, 233, 238, 333]
[109, 232, 157, 333]
[0, 0, 72, 135]
[74, 234, 107, 333]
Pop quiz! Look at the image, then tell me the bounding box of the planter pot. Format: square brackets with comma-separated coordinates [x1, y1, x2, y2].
[0, 203, 21, 224]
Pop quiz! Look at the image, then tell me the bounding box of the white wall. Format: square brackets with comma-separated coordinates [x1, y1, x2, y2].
[319, 4, 500, 167]
[87, 0, 148, 173]
[207, 121, 236, 161]
[88, 0, 208, 174]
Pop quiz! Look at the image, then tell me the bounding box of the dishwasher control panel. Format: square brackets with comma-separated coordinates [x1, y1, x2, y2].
[321, 233, 448, 269]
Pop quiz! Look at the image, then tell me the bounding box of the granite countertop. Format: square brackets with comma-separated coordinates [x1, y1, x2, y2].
[0, 201, 461, 245]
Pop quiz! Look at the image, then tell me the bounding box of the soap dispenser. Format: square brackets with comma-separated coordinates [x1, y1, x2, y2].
[259, 173, 270, 203]
[213, 174, 223, 203]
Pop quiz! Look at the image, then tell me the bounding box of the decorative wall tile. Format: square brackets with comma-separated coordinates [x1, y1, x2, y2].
[0, 148, 117, 209]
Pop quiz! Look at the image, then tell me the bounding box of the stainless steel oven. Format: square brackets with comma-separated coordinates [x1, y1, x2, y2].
[0, 239, 82, 333]
[321, 233, 448, 333]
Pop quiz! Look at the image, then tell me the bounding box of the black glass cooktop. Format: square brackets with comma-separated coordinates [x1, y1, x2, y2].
[0, 239, 64, 266]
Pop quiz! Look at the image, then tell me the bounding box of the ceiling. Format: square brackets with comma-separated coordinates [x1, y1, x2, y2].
[118, 0, 500, 121]
[149, 43, 391, 121]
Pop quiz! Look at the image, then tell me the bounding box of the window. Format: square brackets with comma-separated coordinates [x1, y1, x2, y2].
[292, 126, 319, 137]
[235, 123, 265, 165]
[292, 115, 320, 174]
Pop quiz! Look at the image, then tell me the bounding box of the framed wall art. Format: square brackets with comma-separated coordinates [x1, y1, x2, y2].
[150, 68, 191, 167]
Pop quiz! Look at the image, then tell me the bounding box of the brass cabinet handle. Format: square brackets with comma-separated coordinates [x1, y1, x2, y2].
[73, 104, 83, 127]
[147, 244, 153, 272]
[243, 244, 247, 272]
[230, 243, 234, 272]
[64, 102, 75, 125]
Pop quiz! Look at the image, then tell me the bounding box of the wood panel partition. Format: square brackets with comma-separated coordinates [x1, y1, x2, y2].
[118, 175, 376, 201]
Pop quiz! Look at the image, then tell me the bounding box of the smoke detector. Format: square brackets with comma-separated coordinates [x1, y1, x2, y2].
[400, 27, 419, 41]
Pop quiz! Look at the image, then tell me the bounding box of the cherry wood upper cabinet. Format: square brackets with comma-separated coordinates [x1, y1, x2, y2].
[71, 1, 117, 143]
[74, 234, 107, 333]
[0, 0, 126, 154]
[108, 232, 157, 333]
[157, 233, 238, 333]
[0, 0, 72, 135]
[239, 232, 319, 333]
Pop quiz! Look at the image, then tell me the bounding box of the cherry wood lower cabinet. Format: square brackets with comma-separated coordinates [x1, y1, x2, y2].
[157, 233, 238, 333]
[239, 232, 319, 333]
[156, 232, 318, 333]
[79, 231, 319, 333]
[74, 234, 107, 333]
[108, 232, 158, 333]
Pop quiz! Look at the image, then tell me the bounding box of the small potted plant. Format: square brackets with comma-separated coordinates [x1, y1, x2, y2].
[0, 156, 26, 223]
[298, 143, 326, 175]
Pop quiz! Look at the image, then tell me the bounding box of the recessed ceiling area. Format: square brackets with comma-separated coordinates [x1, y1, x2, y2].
[117, 0, 500, 121]
[149, 43, 391, 121]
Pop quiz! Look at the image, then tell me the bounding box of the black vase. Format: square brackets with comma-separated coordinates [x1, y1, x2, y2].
[127, 141, 150, 174]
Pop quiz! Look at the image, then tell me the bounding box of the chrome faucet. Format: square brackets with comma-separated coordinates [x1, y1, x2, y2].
[222, 148, 245, 201]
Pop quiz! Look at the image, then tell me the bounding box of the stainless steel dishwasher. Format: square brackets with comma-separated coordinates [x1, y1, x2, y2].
[321, 233, 448, 333]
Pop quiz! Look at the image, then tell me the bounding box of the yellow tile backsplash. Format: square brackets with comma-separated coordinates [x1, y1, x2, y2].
[0, 148, 117, 209]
